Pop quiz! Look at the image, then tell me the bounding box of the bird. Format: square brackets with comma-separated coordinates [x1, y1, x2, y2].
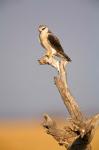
[38, 25, 71, 62]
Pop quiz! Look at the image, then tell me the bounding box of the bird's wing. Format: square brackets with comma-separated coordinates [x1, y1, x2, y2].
[47, 33, 71, 61]
[48, 33, 64, 53]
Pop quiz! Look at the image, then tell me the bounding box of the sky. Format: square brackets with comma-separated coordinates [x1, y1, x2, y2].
[0, 0, 99, 119]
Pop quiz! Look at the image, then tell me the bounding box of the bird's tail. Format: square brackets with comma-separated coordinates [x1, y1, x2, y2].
[63, 53, 71, 62]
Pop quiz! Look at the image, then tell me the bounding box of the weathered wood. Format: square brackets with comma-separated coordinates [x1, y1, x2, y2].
[39, 55, 99, 150]
[38, 55, 60, 72]
[54, 76, 84, 122]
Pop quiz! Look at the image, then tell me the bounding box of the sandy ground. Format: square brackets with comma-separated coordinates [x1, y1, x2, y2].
[0, 120, 98, 150]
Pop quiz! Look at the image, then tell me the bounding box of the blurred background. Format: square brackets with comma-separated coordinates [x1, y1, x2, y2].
[0, 0, 99, 149]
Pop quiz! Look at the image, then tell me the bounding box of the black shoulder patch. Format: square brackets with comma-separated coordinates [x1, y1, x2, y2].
[48, 34, 64, 52]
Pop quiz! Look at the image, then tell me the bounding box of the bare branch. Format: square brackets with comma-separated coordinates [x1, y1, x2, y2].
[38, 55, 60, 72]
[39, 55, 84, 122]
[39, 54, 98, 150]
[42, 114, 79, 148]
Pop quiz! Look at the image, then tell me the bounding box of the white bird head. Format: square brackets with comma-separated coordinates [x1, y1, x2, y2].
[38, 25, 49, 33]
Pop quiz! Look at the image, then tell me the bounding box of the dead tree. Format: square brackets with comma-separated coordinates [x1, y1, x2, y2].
[38, 55, 99, 150]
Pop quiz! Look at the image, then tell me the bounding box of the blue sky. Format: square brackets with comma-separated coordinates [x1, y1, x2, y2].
[0, 0, 99, 119]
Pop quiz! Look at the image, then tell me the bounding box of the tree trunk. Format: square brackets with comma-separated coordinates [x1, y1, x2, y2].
[38, 56, 99, 150]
